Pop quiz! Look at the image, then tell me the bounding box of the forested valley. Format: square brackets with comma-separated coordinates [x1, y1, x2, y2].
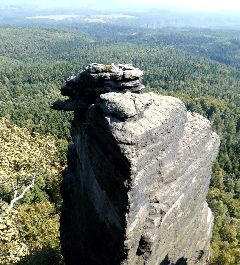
[0, 24, 239, 265]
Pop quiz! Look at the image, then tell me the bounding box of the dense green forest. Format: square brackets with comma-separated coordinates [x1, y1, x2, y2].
[0, 24, 239, 264]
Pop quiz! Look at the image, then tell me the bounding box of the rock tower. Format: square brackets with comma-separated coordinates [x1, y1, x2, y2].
[53, 63, 220, 265]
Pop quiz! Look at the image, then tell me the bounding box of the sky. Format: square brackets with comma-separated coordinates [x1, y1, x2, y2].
[0, 0, 240, 12]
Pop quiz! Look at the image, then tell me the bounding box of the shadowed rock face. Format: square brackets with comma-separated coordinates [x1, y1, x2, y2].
[54, 64, 220, 265]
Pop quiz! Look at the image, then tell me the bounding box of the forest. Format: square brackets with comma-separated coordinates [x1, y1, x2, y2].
[0, 23, 239, 265]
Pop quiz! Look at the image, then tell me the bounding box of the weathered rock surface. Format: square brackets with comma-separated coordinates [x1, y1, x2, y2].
[54, 64, 220, 265]
[52, 63, 145, 111]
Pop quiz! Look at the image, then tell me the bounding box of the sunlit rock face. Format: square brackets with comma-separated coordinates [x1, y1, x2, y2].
[54, 64, 220, 265]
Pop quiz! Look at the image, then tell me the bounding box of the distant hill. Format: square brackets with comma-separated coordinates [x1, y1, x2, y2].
[0, 22, 239, 265]
[1, 6, 240, 29]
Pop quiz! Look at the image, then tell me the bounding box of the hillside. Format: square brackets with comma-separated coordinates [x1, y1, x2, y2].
[0, 24, 239, 265]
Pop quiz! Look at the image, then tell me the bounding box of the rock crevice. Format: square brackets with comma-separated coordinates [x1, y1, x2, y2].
[54, 64, 220, 265]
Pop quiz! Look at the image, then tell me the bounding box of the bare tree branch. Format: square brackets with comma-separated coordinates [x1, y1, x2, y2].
[9, 176, 36, 209]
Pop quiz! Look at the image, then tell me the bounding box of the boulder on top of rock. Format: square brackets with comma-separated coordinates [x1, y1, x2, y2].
[52, 63, 145, 111]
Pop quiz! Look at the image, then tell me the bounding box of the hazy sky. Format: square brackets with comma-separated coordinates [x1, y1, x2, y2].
[0, 0, 240, 12]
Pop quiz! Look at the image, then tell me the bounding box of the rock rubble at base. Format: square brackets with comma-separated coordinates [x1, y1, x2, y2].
[53, 63, 220, 265]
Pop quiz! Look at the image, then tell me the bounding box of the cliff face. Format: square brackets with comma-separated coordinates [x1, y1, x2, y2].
[54, 64, 220, 265]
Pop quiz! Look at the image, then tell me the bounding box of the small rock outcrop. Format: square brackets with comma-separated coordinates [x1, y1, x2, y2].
[53, 64, 220, 265]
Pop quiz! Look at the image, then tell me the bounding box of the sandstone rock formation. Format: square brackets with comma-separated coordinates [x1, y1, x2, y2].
[53, 64, 220, 265]
[52, 63, 145, 111]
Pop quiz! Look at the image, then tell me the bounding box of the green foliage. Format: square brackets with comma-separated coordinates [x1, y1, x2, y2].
[0, 201, 61, 265]
[0, 24, 239, 264]
[17, 202, 60, 252]
[0, 118, 62, 264]
[0, 118, 61, 206]
[1, 26, 240, 139]
[0, 202, 29, 264]
[55, 139, 68, 167]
